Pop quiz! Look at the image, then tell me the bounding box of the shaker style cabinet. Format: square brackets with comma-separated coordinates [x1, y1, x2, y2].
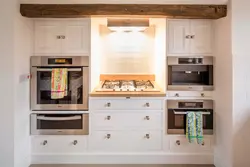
[168, 20, 213, 56]
[34, 19, 90, 56]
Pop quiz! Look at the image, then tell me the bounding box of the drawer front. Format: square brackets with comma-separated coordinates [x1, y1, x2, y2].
[89, 131, 162, 152]
[92, 112, 162, 130]
[169, 136, 211, 152]
[167, 91, 212, 98]
[90, 99, 163, 110]
[32, 136, 87, 154]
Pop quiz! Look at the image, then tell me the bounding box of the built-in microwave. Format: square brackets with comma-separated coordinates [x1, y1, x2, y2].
[167, 100, 213, 135]
[31, 113, 89, 135]
[30, 56, 89, 111]
[167, 56, 213, 91]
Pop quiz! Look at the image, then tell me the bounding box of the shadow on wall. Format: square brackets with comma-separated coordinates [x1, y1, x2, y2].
[233, 109, 250, 167]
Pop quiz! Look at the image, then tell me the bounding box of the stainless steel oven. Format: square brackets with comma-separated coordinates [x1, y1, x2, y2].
[31, 56, 89, 111]
[167, 56, 213, 91]
[31, 113, 89, 135]
[167, 100, 213, 135]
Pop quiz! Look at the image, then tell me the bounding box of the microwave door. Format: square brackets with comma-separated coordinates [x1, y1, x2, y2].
[31, 67, 89, 111]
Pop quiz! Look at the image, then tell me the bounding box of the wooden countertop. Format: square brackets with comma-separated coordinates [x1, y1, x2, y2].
[90, 90, 166, 97]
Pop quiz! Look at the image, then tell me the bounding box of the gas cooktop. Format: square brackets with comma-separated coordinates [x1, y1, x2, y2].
[96, 80, 160, 92]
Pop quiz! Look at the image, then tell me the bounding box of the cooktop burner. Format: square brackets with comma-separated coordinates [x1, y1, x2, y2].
[99, 80, 159, 92]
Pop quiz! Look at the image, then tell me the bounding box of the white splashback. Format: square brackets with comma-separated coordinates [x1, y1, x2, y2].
[100, 25, 155, 74]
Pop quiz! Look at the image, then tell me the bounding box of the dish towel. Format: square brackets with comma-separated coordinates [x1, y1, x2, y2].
[195, 112, 204, 145]
[186, 112, 197, 143]
[186, 112, 204, 145]
[51, 68, 68, 99]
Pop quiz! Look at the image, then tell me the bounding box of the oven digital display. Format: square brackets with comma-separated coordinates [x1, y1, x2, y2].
[178, 102, 203, 108]
[48, 58, 73, 64]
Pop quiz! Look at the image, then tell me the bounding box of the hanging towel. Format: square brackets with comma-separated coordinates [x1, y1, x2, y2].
[195, 112, 204, 145]
[51, 68, 68, 99]
[186, 112, 197, 143]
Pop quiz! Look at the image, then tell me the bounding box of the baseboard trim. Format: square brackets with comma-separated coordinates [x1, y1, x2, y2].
[32, 153, 213, 164]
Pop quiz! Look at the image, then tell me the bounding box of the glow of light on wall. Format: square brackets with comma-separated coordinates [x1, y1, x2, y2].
[108, 26, 148, 32]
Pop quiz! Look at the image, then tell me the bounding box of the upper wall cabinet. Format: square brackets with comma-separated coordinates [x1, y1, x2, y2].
[34, 19, 90, 56]
[167, 20, 213, 56]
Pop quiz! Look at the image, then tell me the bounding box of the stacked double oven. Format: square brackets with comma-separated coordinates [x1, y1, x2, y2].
[166, 57, 214, 135]
[30, 56, 89, 135]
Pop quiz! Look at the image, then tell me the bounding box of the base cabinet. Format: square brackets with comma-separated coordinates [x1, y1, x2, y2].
[89, 130, 162, 152]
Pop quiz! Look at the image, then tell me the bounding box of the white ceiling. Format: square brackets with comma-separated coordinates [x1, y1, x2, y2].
[20, 0, 228, 4]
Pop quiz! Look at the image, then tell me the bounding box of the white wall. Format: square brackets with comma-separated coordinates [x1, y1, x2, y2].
[0, 0, 16, 166]
[13, 11, 33, 167]
[0, 0, 32, 167]
[231, 0, 250, 166]
[213, 10, 233, 167]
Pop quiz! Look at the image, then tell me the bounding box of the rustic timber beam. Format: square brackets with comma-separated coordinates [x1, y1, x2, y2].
[20, 4, 227, 19]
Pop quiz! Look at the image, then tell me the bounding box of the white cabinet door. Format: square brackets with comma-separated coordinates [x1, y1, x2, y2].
[34, 21, 62, 55]
[62, 20, 90, 55]
[168, 20, 190, 55]
[190, 20, 212, 54]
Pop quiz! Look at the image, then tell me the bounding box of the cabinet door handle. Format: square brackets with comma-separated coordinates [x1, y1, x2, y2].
[106, 115, 111, 120]
[201, 93, 205, 97]
[42, 140, 48, 145]
[144, 116, 150, 120]
[56, 36, 61, 39]
[73, 140, 78, 145]
[106, 103, 111, 107]
[105, 134, 111, 139]
[190, 35, 195, 39]
[175, 93, 179, 97]
[176, 140, 181, 146]
[145, 134, 150, 139]
[202, 142, 205, 146]
[145, 103, 150, 107]
[61, 35, 66, 39]
[185, 35, 191, 39]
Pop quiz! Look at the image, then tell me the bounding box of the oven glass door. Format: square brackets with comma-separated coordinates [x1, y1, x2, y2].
[31, 67, 89, 110]
[167, 109, 213, 134]
[168, 65, 213, 86]
[31, 114, 89, 135]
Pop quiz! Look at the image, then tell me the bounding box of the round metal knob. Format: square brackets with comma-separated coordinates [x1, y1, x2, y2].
[73, 140, 78, 145]
[145, 103, 150, 107]
[106, 134, 111, 139]
[202, 142, 205, 146]
[145, 116, 150, 120]
[175, 93, 179, 97]
[106, 115, 111, 120]
[176, 140, 181, 146]
[201, 93, 205, 97]
[42, 140, 47, 146]
[106, 103, 111, 107]
[145, 134, 150, 139]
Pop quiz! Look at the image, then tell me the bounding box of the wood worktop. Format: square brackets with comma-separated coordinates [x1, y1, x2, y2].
[90, 90, 166, 97]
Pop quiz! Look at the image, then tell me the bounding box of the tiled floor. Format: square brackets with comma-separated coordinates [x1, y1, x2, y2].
[30, 165, 215, 167]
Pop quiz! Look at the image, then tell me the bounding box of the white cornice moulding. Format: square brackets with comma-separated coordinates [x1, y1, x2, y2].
[20, 0, 228, 4]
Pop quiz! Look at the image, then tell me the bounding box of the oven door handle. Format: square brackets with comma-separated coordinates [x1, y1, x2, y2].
[36, 115, 82, 121]
[36, 68, 82, 72]
[173, 110, 211, 115]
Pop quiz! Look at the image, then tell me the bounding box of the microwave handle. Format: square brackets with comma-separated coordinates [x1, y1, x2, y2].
[36, 68, 82, 72]
[173, 110, 210, 115]
[37, 115, 82, 121]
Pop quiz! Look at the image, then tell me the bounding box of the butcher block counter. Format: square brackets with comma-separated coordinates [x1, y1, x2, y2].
[90, 74, 166, 97]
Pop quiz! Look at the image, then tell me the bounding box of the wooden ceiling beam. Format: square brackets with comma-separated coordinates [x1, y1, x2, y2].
[20, 4, 227, 19]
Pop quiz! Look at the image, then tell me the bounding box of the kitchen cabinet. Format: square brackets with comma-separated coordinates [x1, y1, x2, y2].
[89, 97, 164, 152]
[34, 19, 90, 56]
[168, 20, 213, 56]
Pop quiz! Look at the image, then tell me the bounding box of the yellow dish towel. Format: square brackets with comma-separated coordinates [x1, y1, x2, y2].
[51, 68, 68, 99]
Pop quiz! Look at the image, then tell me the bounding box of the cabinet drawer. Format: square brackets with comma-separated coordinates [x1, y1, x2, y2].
[32, 136, 87, 154]
[89, 131, 162, 152]
[169, 136, 211, 152]
[92, 112, 162, 130]
[167, 91, 212, 98]
[90, 99, 163, 110]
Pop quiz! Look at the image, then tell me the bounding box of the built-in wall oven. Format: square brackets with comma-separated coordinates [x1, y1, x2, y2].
[31, 113, 89, 135]
[167, 100, 213, 135]
[31, 56, 89, 111]
[167, 56, 213, 91]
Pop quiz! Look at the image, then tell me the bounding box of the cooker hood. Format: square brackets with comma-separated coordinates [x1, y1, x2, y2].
[107, 18, 149, 32]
